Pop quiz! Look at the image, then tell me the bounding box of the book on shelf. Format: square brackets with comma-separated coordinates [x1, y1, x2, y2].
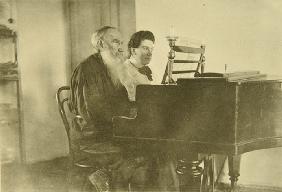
[198, 70, 267, 82]
[223, 71, 267, 82]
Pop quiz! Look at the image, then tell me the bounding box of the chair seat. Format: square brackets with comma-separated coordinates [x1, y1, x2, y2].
[80, 142, 121, 154]
[81, 129, 96, 137]
[195, 72, 224, 77]
[74, 158, 99, 168]
[73, 142, 121, 168]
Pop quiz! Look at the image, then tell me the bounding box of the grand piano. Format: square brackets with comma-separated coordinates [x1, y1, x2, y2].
[113, 77, 282, 191]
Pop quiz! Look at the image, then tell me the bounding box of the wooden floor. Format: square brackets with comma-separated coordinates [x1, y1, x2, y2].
[1, 158, 69, 192]
[2, 157, 282, 192]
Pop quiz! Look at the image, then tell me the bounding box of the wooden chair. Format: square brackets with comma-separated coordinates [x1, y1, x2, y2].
[162, 44, 206, 84]
[56, 86, 121, 192]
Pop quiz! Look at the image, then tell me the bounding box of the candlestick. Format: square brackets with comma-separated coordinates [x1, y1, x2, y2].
[169, 25, 175, 37]
[166, 35, 178, 84]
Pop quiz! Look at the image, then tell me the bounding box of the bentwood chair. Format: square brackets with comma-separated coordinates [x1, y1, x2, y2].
[162, 44, 206, 84]
[56, 86, 121, 192]
[161, 42, 225, 85]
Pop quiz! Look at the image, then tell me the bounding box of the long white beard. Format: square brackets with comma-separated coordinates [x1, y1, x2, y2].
[100, 51, 124, 87]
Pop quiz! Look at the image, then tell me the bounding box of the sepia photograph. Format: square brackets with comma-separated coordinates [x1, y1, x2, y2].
[1, 0, 282, 191]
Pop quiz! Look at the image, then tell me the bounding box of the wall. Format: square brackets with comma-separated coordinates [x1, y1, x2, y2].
[16, 0, 69, 163]
[136, 0, 282, 187]
[136, 0, 282, 83]
[68, 0, 136, 71]
[1, 0, 20, 163]
[14, 0, 136, 163]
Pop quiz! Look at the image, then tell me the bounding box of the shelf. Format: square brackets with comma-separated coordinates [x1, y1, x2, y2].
[0, 72, 18, 81]
[0, 62, 17, 69]
[0, 23, 23, 163]
[0, 25, 16, 39]
[0, 76, 19, 81]
[0, 63, 18, 81]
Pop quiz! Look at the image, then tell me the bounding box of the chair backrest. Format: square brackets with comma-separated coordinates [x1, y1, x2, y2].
[56, 86, 71, 144]
[162, 44, 206, 84]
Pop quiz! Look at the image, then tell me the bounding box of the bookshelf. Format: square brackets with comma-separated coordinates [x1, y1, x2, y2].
[0, 24, 24, 164]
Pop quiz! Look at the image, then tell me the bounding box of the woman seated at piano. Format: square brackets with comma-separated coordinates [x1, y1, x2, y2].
[119, 30, 155, 102]
[117, 30, 179, 191]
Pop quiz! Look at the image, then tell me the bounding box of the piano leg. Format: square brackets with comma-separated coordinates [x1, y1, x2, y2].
[202, 155, 214, 192]
[176, 152, 203, 192]
[228, 155, 241, 192]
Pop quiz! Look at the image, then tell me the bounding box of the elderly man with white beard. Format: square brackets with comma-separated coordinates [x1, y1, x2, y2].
[70, 26, 130, 142]
[69, 26, 135, 191]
